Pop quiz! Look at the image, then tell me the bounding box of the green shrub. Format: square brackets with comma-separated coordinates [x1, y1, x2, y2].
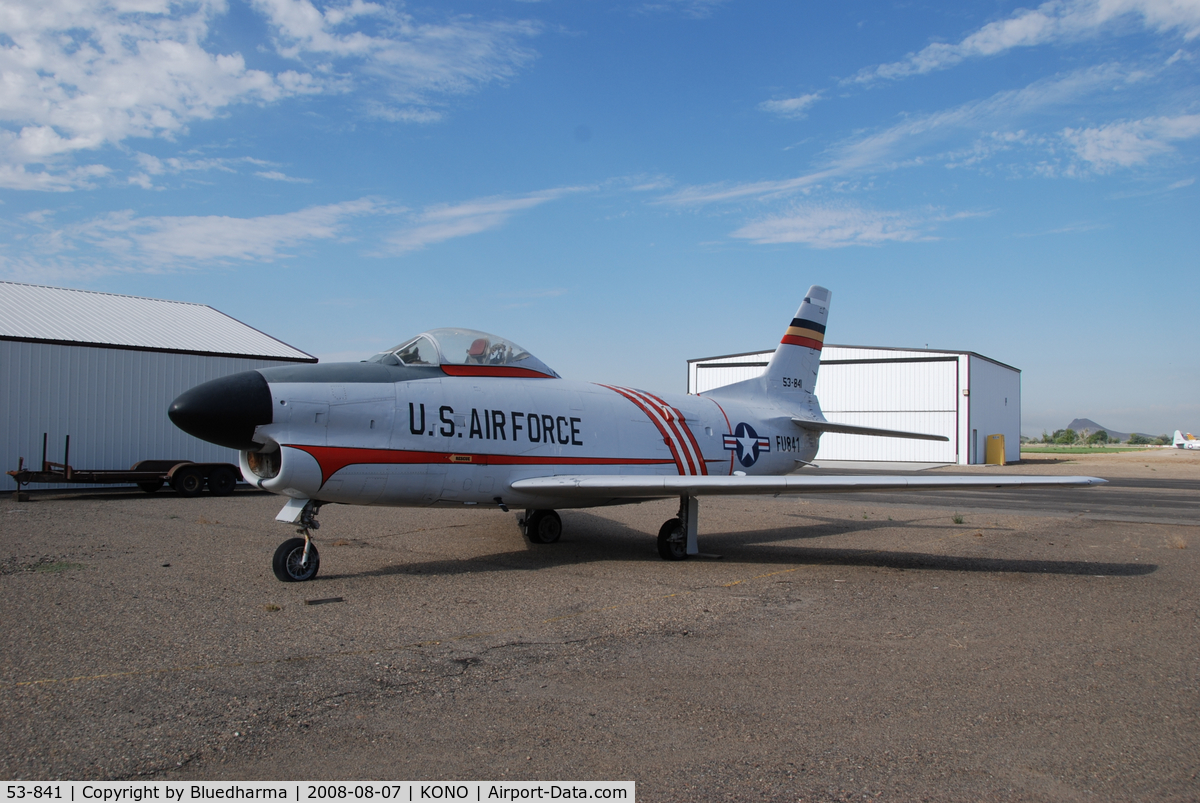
[1053, 428, 1078, 445]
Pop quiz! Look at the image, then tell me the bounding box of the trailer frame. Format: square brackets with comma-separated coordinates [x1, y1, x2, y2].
[8, 433, 242, 499]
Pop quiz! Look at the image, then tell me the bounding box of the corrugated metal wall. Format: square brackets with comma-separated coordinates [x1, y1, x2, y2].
[1, 341, 298, 489]
[815, 359, 959, 462]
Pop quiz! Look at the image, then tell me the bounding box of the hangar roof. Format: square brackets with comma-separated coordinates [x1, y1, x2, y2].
[0, 282, 315, 362]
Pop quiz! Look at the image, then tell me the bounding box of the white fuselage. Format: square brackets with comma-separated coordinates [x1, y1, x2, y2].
[241, 375, 820, 510]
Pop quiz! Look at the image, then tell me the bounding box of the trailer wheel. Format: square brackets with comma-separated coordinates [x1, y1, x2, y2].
[207, 467, 238, 496]
[137, 481, 163, 494]
[172, 466, 204, 497]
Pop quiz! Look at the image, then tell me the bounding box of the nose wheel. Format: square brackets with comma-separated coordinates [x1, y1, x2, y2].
[273, 537, 321, 582]
[272, 500, 322, 582]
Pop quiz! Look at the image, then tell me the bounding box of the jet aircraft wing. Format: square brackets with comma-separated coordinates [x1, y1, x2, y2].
[510, 473, 1105, 499]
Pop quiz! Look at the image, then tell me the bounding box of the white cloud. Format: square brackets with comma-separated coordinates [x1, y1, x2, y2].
[1062, 114, 1200, 170]
[759, 93, 822, 119]
[49, 198, 382, 265]
[0, 254, 126, 285]
[0, 0, 540, 189]
[661, 63, 1141, 206]
[637, 0, 729, 19]
[385, 187, 587, 254]
[127, 152, 289, 188]
[0, 162, 112, 192]
[854, 0, 1200, 83]
[0, 0, 315, 189]
[134, 153, 240, 176]
[252, 0, 540, 118]
[731, 203, 941, 248]
[256, 170, 314, 183]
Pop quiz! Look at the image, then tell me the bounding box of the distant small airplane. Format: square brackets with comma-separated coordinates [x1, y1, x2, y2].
[1175, 431, 1199, 450]
[169, 285, 1104, 582]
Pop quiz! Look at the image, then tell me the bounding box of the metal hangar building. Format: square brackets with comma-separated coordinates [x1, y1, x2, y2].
[688, 345, 1021, 465]
[1, 282, 316, 485]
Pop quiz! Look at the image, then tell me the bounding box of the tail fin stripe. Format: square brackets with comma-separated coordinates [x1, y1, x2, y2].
[785, 325, 824, 340]
[781, 335, 824, 350]
[789, 318, 826, 334]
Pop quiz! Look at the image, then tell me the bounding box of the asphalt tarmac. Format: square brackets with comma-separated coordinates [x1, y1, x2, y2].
[2, 460, 1197, 800]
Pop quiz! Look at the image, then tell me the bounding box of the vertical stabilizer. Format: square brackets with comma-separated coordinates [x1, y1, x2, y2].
[762, 285, 830, 397]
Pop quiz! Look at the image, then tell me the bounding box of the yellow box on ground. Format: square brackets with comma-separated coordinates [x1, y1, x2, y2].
[985, 433, 1006, 465]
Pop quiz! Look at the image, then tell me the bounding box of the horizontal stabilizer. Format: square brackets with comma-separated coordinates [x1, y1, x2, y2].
[511, 474, 1104, 499]
[792, 417, 949, 442]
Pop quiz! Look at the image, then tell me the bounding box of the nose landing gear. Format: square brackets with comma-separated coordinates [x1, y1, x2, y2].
[272, 500, 322, 582]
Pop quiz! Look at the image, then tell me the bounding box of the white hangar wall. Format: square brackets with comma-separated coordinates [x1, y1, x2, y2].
[1, 342, 301, 479]
[687, 345, 1021, 465]
[1, 282, 315, 488]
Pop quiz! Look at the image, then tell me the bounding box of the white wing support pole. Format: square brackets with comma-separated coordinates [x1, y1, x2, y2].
[791, 417, 950, 442]
[511, 474, 1106, 499]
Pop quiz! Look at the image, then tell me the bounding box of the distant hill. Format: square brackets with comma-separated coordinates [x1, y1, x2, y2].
[1066, 418, 1130, 442]
[1063, 418, 1163, 442]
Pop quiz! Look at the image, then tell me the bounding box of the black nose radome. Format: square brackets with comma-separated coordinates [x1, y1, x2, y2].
[169, 370, 273, 451]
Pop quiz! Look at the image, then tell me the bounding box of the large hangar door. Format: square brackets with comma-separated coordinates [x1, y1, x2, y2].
[814, 357, 958, 462]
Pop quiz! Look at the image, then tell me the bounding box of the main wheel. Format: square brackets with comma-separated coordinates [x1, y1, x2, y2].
[272, 537, 320, 582]
[171, 466, 204, 497]
[137, 481, 163, 494]
[207, 467, 238, 496]
[525, 510, 562, 544]
[657, 518, 688, 561]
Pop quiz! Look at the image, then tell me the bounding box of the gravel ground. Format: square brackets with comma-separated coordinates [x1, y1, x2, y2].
[2, 454, 1197, 801]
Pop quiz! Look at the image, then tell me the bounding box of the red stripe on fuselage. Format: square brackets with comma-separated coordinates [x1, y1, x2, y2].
[642, 390, 708, 476]
[286, 444, 674, 487]
[441, 365, 554, 378]
[596, 384, 687, 475]
[622, 387, 698, 475]
[701, 396, 735, 476]
[780, 335, 823, 350]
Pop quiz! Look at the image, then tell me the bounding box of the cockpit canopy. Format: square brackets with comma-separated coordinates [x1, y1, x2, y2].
[366, 328, 559, 378]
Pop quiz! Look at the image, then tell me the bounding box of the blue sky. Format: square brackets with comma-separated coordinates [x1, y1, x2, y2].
[1, 0, 1197, 437]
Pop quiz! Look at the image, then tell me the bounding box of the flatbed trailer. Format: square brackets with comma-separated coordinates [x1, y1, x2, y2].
[8, 434, 242, 498]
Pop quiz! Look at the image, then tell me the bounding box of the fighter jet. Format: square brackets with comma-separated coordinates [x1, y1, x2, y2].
[169, 285, 1103, 582]
[1174, 431, 1199, 450]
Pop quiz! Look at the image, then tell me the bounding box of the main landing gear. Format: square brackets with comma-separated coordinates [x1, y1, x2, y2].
[272, 500, 322, 582]
[521, 498, 703, 560]
[522, 509, 563, 544]
[657, 496, 700, 561]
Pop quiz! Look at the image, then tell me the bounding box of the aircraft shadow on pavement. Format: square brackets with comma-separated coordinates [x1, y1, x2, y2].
[323, 515, 667, 579]
[322, 511, 1157, 580]
[692, 518, 1158, 577]
[727, 539, 1157, 577]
